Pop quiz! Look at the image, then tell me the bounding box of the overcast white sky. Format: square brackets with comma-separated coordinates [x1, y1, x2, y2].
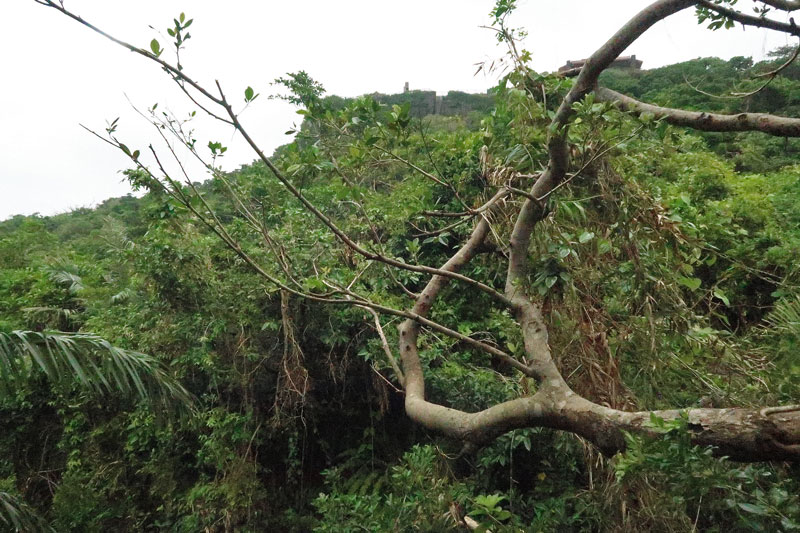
[0, 1, 791, 221]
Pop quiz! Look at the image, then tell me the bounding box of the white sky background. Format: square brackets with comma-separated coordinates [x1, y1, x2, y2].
[0, 1, 791, 221]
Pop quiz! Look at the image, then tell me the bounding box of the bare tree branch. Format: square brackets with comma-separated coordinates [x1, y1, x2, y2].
[698, 0, 800, 36]
[757, 0, 800, 12]
[359, 306, 405, 387]
[595, 86, 800, 136]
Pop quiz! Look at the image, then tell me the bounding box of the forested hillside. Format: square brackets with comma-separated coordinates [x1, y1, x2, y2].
[3, 2, 800, 531]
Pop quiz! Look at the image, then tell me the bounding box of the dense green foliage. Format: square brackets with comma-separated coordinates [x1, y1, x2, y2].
[2, 46, 800, 531]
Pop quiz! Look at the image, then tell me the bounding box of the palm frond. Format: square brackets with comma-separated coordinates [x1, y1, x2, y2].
[110, 288, 133, 304]
[44, 262, 84, 294]
[22, 306, 81, 322]
[0, 330, 192, 409]
[0, 491, 53, 532]
[100, 215, 135, 253]
[764, 295, 800, 336]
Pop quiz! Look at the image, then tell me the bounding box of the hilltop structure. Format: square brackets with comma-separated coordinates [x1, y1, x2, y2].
[373, 83, 494, 117]
[558, 54, 643, 74]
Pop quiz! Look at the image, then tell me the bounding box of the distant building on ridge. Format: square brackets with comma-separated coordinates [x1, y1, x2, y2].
[558, 54, 643, 74]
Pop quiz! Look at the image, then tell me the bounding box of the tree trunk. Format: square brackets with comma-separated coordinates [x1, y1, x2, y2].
[561, 398, 800, 461]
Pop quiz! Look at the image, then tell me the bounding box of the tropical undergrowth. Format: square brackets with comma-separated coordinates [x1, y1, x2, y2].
[0, 52, 799, 531]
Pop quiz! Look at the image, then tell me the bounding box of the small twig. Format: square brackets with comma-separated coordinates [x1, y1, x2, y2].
[359, 305, 405, 387]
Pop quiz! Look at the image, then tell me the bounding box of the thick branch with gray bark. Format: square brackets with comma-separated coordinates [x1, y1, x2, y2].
[760, 0, 800, 11]
[595, 86, 800, 136]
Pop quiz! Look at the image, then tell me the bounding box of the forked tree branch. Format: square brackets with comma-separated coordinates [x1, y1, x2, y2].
[504, 0, 697, 385]
[404, 0, 800, 460]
